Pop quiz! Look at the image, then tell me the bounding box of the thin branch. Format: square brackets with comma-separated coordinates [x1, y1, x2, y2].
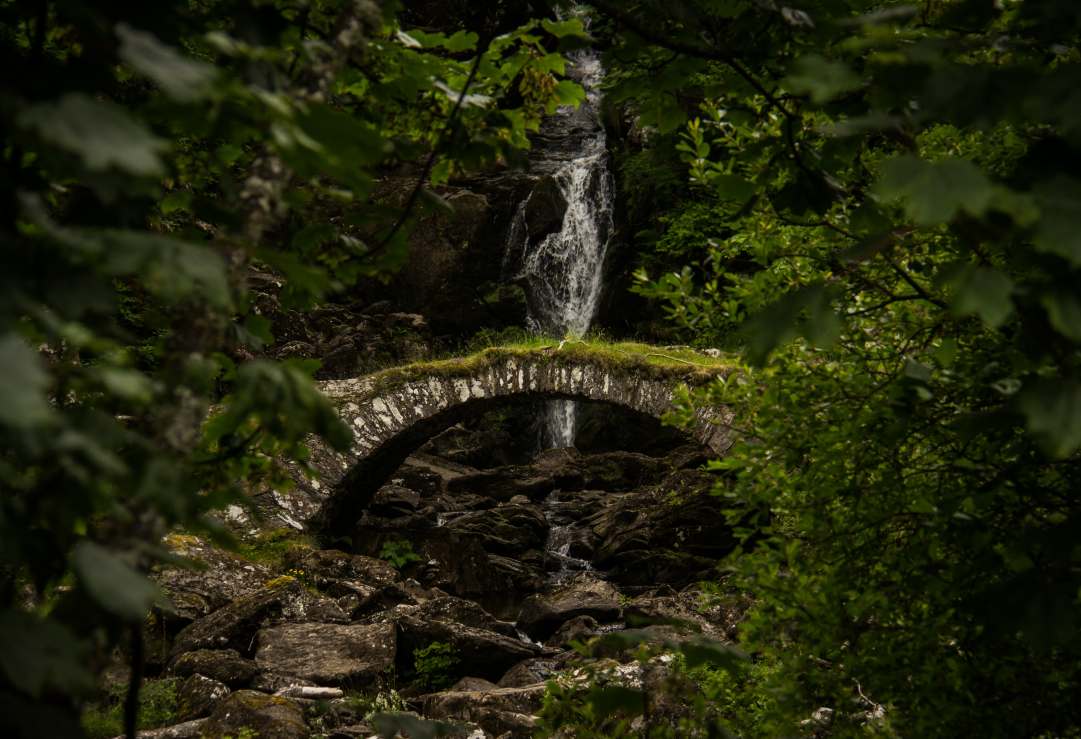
[124, 625, 144, 739]
[364, 38, 491, 262]
[590, 0, 794, 120]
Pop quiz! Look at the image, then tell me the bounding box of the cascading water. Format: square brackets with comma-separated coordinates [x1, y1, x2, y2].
[506, 12, 615, 448]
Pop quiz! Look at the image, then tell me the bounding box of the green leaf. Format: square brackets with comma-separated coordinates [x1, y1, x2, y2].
[542, 17, 590, 39]
[97, 367, 155, 404]
[713, 174, 755, 203]
[786, 54, 861, 104]
[0, 334, 54, 431]
[445, 30, 479, 52]
[1033, 177, 1081, 265]
[0, 611, 94, 698]
[72, 542, 161, 621]
[587, 685, 645, 716]
[102, 232, 232, 308]
[875, 156, 995, 226]
[949, 266, 1014, 327]
[679, 638, 750, 670]
[553, 80, 586, 108]
[18, 93, 167, 176]
[160, 190, 193, 214]
[1018, 380, 1081, 458]
[1042, 290, 1081, 341]
[116, 23, 217, 101]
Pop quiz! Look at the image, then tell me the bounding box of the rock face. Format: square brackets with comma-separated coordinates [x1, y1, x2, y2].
[254, 622, 396, 686]
[516, 577, 622, 640]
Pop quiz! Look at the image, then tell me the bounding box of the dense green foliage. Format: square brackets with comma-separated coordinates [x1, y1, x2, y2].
[0, 0, 586, 735]
[6, 0, 1081, 736]
[597, 0, 1081, 735]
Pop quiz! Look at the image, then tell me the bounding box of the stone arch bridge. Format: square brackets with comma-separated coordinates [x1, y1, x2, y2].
[311, 345, 734, 541]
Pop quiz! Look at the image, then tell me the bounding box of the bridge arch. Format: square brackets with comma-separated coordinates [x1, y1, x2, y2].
[312, 346, 734, 541]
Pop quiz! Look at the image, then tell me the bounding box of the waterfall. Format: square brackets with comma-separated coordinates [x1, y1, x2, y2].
[507, 16, 615, 447]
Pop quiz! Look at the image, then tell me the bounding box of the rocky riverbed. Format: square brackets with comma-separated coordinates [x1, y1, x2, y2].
[100, 411, 744, 738]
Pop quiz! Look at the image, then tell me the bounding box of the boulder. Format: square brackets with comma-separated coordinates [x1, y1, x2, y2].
[176, 674, 230, 721]
[254, 622, 396, 686]
[169, 578, 346, 659]
[442, 500, 548, 556]
[170, 649, 258, 687]
[402, 596, 519, 638]
[201, 690, 308, 739]
[498, 657, 566, 688]
[396, 613, 542, 682]
[170, 581, 290, 657]
[546, 615, 599, 648]
[516, 577, 622, 640]
[107, 719, 208, 738]
[450, 677, 499, 692]
[590, 470, 736, 586]
[419, 684, 547, 739]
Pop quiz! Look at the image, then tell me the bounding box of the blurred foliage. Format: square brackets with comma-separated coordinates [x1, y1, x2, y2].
[593, 0, 1081, 734]
[0, 0, 585, 735]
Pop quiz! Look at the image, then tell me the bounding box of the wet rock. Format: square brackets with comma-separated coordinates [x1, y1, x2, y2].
[442, 500, 548, 555]
[370, 483, 422, 515]
[497, 657, 566, 688]
[419, 684, 547, 739]
[446, 467, 556, 501]
[546, 615, 599, 648]
[590, 470, 735, 586]
[170, 649, 258, 687]
[521, 175, 568, 243]
[254, 622, 396, 686]
[176, 674, 230, 721]
[201, 690, 308, 739]
[516, 577, 622, 640]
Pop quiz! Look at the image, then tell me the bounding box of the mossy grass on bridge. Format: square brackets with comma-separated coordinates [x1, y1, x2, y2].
[352, 337, 737, 397]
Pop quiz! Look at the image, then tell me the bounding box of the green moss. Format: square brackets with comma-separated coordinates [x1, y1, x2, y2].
[235, 527, 314, 569]
[359, 338, 736, 398]
[81, 678, 181, 739]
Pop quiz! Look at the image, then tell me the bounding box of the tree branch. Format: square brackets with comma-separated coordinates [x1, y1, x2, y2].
[364, 37, 491, 263]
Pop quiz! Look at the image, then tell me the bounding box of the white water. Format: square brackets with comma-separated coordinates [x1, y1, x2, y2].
[508, 17, 615, 447]
[543, 492, 596, 583]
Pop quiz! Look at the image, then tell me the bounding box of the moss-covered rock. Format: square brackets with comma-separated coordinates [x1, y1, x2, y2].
[200, 690, 307, 739]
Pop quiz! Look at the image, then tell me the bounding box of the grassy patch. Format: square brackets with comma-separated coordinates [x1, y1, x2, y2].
[234, 527, 314, 569]
[351, 337, 737, 398]
[82, 678, 181, 739]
